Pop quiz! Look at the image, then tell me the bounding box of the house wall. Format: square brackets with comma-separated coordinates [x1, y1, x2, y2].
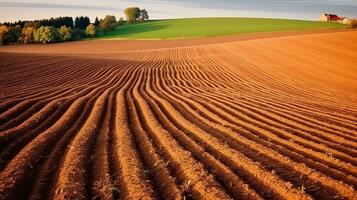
[343, 18, 351, 24]
[320, 14, 328, 21]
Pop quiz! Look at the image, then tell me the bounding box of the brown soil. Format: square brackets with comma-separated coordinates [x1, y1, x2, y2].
[0, 30, 356, 200]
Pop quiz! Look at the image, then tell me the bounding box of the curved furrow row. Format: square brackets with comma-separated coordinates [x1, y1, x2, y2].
[146, 67, 266, 199]
[144, 65, 261, 199]
[154, 59, 356, 199]
[165, 62, 357, 152]
[240, 96, 357, 139]
[131, 66, 232, 199]
[167, 57, 354, 167]
[51, 60, 140, 199]
[1, 31, 357, 200]
[0, 87, 102, 199]
[163, 65, 356, 180]
[29, 64, 134, 200]
[0, 64, 124, 131]
[197, 50, 357, 126]
[148, 57, 311, 200]
[194, 92, 357, 157]
[0, 67, 125, 159]
[213, 45, 357, 114]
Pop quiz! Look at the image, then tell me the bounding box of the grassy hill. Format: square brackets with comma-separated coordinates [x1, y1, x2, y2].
[97, 17, 346, 40]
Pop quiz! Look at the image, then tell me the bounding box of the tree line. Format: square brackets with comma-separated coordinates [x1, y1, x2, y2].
[2, 17, 74, 29]
[0, 15, 118, 45]
[0, 7, 150, 45]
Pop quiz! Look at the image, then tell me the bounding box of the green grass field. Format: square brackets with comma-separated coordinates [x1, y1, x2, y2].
[97, 17, 346, 40]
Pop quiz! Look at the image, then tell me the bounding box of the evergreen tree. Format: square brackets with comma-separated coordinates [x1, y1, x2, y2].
[75, 16, 90, 29]
[94, 17, 100, 27]
[74, 17, 80, 29]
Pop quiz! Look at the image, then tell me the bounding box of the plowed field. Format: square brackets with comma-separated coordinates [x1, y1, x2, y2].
[0, 31, 356, 200]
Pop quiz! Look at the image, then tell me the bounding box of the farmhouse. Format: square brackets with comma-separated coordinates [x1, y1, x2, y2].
[320, 13, 350, 24]
[342, 18, 351, 24]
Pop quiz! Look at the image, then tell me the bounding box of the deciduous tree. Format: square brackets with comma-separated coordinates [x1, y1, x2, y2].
[24, 21, 41, 29]
[86, 24, 96, 38]
[0, 25, 9, 45]
[21, 26, 35, 44]
[59, 25, 72, 41]
[140, 9, 149, 21]
[124, 7, 140, 23]
[34, 26, 61, 44]
[4, 25, 22, 44]
[100, 15, 117, 33]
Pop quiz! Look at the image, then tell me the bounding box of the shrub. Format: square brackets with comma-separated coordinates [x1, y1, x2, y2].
[349, 19, 357, 28]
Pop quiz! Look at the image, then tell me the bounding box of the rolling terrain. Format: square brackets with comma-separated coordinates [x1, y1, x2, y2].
[96, 18, 347, 39]
[0, 30, 356, 200]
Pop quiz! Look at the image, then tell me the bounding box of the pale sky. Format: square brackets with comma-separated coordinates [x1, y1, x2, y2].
[0, 0, 356, 23]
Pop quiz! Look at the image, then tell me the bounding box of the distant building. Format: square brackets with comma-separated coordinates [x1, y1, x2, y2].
[342, 18, 351, 24]
[319, 13, 347, 23]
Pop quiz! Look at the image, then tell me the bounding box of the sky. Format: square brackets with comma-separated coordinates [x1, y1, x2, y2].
[0, 0, 356, 23]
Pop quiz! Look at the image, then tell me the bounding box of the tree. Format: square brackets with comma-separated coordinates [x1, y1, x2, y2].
[118, 17, 125, 25]
[124, 7, 140, 23]
[86, 24, 96, 38]
[2, 20, 25, 28]
[0, 25, 9, 45]
[94, 17, 100, 27]
[24, 21, 41, 29]
[70, 28, 86, 40]
[74, 17, 79, 28]
[62, 17, 74, 28]
[140, 9, 149, 21]
[37, 16, 73, 28]
[59, 26, 72, 41]
[34, 26, 61, 44]
[13, 25, 22, 41]
[3, 25, 22, 44]
[100, 15, 117, 33]
[21, 26, 35, 44]
[75, 16, 90, 29]
[33, 26, 43, 42]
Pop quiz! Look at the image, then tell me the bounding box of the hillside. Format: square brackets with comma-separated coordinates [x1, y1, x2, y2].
[0, 31, 356, 199]
[97, 17, 346, 39]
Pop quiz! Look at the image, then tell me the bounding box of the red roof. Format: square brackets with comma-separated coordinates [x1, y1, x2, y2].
[324, 14, 344, 21]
